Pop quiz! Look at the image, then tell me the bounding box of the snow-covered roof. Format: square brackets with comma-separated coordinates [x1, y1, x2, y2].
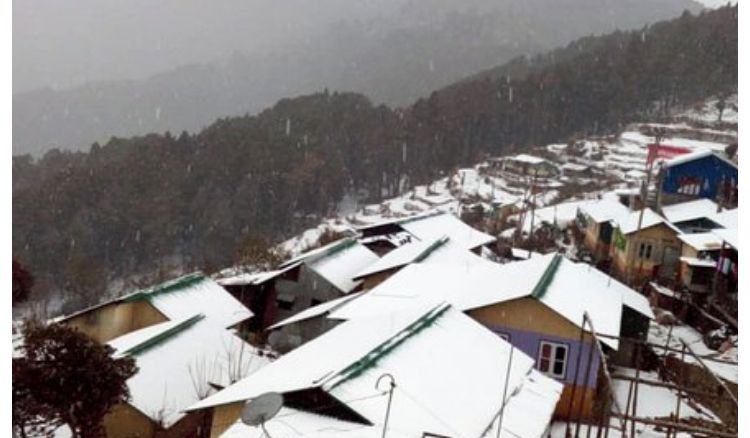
[353, 236, 450, 279]
[106, 274, 266, 427]
[661, 199, 719, 224]
[511, 199, 598, 234]
[579, 198, 631, 224]
[398, 212, 496, 249]
[561, 162, 589, 172]
[267, 292, 364, 331]
[710, 208, 738, 229]
[677, 232, 724, 251]
[354, 233, 493, 280]
[331, 254, 653, 350]
[306, 241, 380, 293]
[712, 227, 738, 249]
[192, 304, 562, 438]
[663, 149, 736, 168]
[126, 274, 253, 328]
[215, 264, 301, 287]
[679, 257, 717, 268]
[615, 208, 679, 235]
[511, 247, 544, 259]
[506, 154, 548, 165]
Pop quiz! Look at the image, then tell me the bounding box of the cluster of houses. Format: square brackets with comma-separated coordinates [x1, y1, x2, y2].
[578, 152, 739, 310]
[21, 148, 734, 438]
[37, 209, 664, 438]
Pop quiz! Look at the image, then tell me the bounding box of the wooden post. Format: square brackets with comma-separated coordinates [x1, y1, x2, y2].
[575, 335, 597, 437]
[565, 315, 588, 436]
[630, 344, 641, 438]
[680, 339, 737, 406]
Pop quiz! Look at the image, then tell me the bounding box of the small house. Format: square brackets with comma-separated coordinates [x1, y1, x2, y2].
[219, 237, 379, 351]
[58, 274, 268, 437]
[356, 210, 496, 256]
[577, 198, 631, 262]
[660, 198, 722, 233]
[657, 150, 738, 208]
[492, 154, 561, 178]
[676, 233, 724, 297]
[329, 254, 654, 420]
[609, 208, 682, 285]
[188, 304, 562, 438]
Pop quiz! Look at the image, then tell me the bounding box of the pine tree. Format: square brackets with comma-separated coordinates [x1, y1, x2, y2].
[13, 320, 137, 438]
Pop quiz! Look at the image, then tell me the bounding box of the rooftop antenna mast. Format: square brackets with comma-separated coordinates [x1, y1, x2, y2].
[376, 373, 397, 438]
[241, 392, 284, 438]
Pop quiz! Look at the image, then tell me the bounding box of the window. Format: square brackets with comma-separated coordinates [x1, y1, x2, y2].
[538, 341, 568, 379]
[277, 292, 296, 311]
[638, 242, 653, 260]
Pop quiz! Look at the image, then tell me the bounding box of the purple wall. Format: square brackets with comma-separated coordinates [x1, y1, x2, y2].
[485, 323, 600, 388]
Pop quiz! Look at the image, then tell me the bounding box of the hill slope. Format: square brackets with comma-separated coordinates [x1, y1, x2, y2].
[12, 6, 736, 307]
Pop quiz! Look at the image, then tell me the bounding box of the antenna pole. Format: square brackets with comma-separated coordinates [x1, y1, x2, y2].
[260, 420, 275, 438]
[496, 345, 515, 438]
[376, 373, 396, 438]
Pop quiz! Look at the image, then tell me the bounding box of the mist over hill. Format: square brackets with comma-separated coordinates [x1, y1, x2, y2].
[13, 0, 703, 156]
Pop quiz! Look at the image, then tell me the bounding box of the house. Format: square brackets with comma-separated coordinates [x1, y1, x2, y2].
[187, 304, 563, 438]
[491, 154, 561, 178]
[352, 234, 493, 289]
[676, 233, 724, 297]
[577, 198, 631, 262]
[609, 208, 682, 285]
[356, 210, 496, 256]
[57, 273, 268, 437]
[657, 150, 738, 208]
[216, 237, 379, 347]
[264, 237, 496, 350]
[712, 226, 738, 309]
[328, 254, 654, 420]
[660, 198, 722, 233]
[561, 162, 592, 179]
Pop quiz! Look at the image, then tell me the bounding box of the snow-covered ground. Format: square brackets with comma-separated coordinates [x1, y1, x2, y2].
[549, 365, 721, 437]
[648, 321, 738, 384]
[277, 93, 736, 258]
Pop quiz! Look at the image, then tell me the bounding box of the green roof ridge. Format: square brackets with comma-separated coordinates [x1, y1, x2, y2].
[122, 313, 205, 356]
[531, 254, 563, 299]
[413, 235, 450, 263]
[326, 303, 451, 390]
[123, 272, 206, 303]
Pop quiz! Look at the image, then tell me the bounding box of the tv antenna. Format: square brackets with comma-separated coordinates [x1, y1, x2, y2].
[241, 392, 284, 437]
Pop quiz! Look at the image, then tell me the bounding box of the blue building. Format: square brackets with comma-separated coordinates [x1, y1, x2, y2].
[659, 151, 737, 207]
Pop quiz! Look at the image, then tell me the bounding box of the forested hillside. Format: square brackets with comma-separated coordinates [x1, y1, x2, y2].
[13, 0, 702, 156]
[13, 6, 737, 307]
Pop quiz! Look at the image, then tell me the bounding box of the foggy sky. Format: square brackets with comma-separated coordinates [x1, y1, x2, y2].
[14, 0, 728, 95]
[12, 0, 401, 93]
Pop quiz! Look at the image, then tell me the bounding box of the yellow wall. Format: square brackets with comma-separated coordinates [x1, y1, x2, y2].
[468, 297, 592, 342]
[210, 402, 244, 438]
[64, 300, 168, 344]
[610, 224, 680, 284]
[679, 245, 698, 288]
[555, 385, 597, 420]
[103, 403, 156, 438]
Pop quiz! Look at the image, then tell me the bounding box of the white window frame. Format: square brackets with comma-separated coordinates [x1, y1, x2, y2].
[537, 340, 569, 379]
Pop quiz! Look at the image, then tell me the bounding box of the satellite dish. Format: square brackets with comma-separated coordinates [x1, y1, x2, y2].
[241, 392, 284, 426]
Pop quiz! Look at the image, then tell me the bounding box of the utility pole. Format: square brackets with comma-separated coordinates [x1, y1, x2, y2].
[627, 128, 665, 286]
